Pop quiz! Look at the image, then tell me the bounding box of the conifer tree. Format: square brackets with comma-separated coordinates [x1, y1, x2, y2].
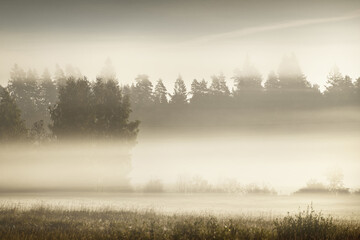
[264, 71, 280, 90]
[210, 73, 230, 96]
[0, 87, 27, 141]
[132, 74, 153, 107]
[154, 79, 168, 104]
[99, 58, 116, 81]
[325, 66, 355, 105]
[54, 64, 67, 87]
[39, 68, 57, 112]
[233, 57, 263, 94]
[7, 64, 42, 127]
[50, 78, 139, 141]
[170, 75, 187, 104]
[50, 77, 93, 137]
[278, 54, 311, 90]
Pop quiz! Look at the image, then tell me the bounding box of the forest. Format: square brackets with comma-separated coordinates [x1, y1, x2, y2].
[0, 55, 359, 142]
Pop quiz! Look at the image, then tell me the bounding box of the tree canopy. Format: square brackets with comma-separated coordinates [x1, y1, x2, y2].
[0, 87, 27, 141]
[1, 59, 359, 142]
[170, 76, 187, 105]
[50, 77, 139, 141]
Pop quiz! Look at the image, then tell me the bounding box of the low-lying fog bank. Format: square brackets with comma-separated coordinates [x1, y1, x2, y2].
[1, 193, 359, 219]
[0, 130, 359, 194]
[131, 132, 359, 195]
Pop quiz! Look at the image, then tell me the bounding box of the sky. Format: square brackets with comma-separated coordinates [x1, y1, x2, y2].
[0, 0, 360, 90]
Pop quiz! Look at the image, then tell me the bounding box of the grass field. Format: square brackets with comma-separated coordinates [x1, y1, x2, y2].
[0, 203, 359, 240]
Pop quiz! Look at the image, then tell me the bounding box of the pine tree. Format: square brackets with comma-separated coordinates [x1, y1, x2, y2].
[199, 79, 208, 95]
[278, 54, 311, 90]
[325, 66, 355, 105]
[154, 79, 168, 104]
[264, 71, 280, 90]
[50, 77, 93, 138]
[170, 75, 187, 104]
[233, 57, 262, 94]
[7, 65, 42, 127]
[99, 58, 116, 81]
[92, 78, 139, 140]
[190, 79, 209, 104]
[191, 79, 200, 96]
[50, 77, 139, 141]
[325, 66, 353, 94]
[210, 73, 230, 96]
[54, 64, 67, 87]
[39, 68, 57, 113]
[0, 87, 27, 141]
[132, 74, 153, 107]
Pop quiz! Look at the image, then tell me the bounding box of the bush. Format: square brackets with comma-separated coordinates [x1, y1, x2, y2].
[176, 175, 212, 193]
[244, 183, 277, 195]
[143, 179, 164, 193]
[294, 179, 351, 195]
[274, 206, 338, 240]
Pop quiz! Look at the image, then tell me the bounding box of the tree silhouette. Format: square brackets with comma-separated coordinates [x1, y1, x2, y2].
[264, 71, 280, 90]
[0, 87, 27, 141]
[170, 75, 187, 104]
[2, 60, 360, 137]
[210, 73, 230, 96]
[39, 68, 57, 121]
[355, 77, 360, 105]
[278, 54, 311, 90]
[326, 169, 346, 193]
[153, 79, 168, 104]
[50, 77, 93, 138]
[190, 79, 200, 97]
[131, 74, 153, 107]
[7, 64, 42, 127]
[54, 64, 67, 87]
[50, 77, 139, 140]
[325, 66, 355, 105]
[276, 55, 321, 108]
[98, 58, 116, 81]
[190, 79, 209, 104]
[92, 78, 139, 140]
[233, 58, 263, 94]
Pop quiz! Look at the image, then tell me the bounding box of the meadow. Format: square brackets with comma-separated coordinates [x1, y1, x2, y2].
[0, 193, 360, 240]
[0, 204, 359, 240]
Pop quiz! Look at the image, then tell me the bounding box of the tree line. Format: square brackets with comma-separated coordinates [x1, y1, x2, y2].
[126, 56, 359, 109]
[0, 64, 139, 142]
[1, 55, 359, 141]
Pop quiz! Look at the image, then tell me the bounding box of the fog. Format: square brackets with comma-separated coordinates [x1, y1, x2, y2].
[0, 142, 132, 191]
[1, 0, 360, 226]
[0, 127, 359, 218]
[131, 132, 359, 194]
[1, 193, 360, 219]
[1, 0, 360, 89]
[1, 112, 359, 195]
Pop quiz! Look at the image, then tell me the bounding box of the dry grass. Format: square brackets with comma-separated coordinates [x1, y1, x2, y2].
[0, 205, 359, 240]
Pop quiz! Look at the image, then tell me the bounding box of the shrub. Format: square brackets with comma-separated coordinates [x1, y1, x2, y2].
[294, 180, 330, 194]
[244, 183, 277, 195]
[274, 206, 336, 239]
[143, 179, 164, 193]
